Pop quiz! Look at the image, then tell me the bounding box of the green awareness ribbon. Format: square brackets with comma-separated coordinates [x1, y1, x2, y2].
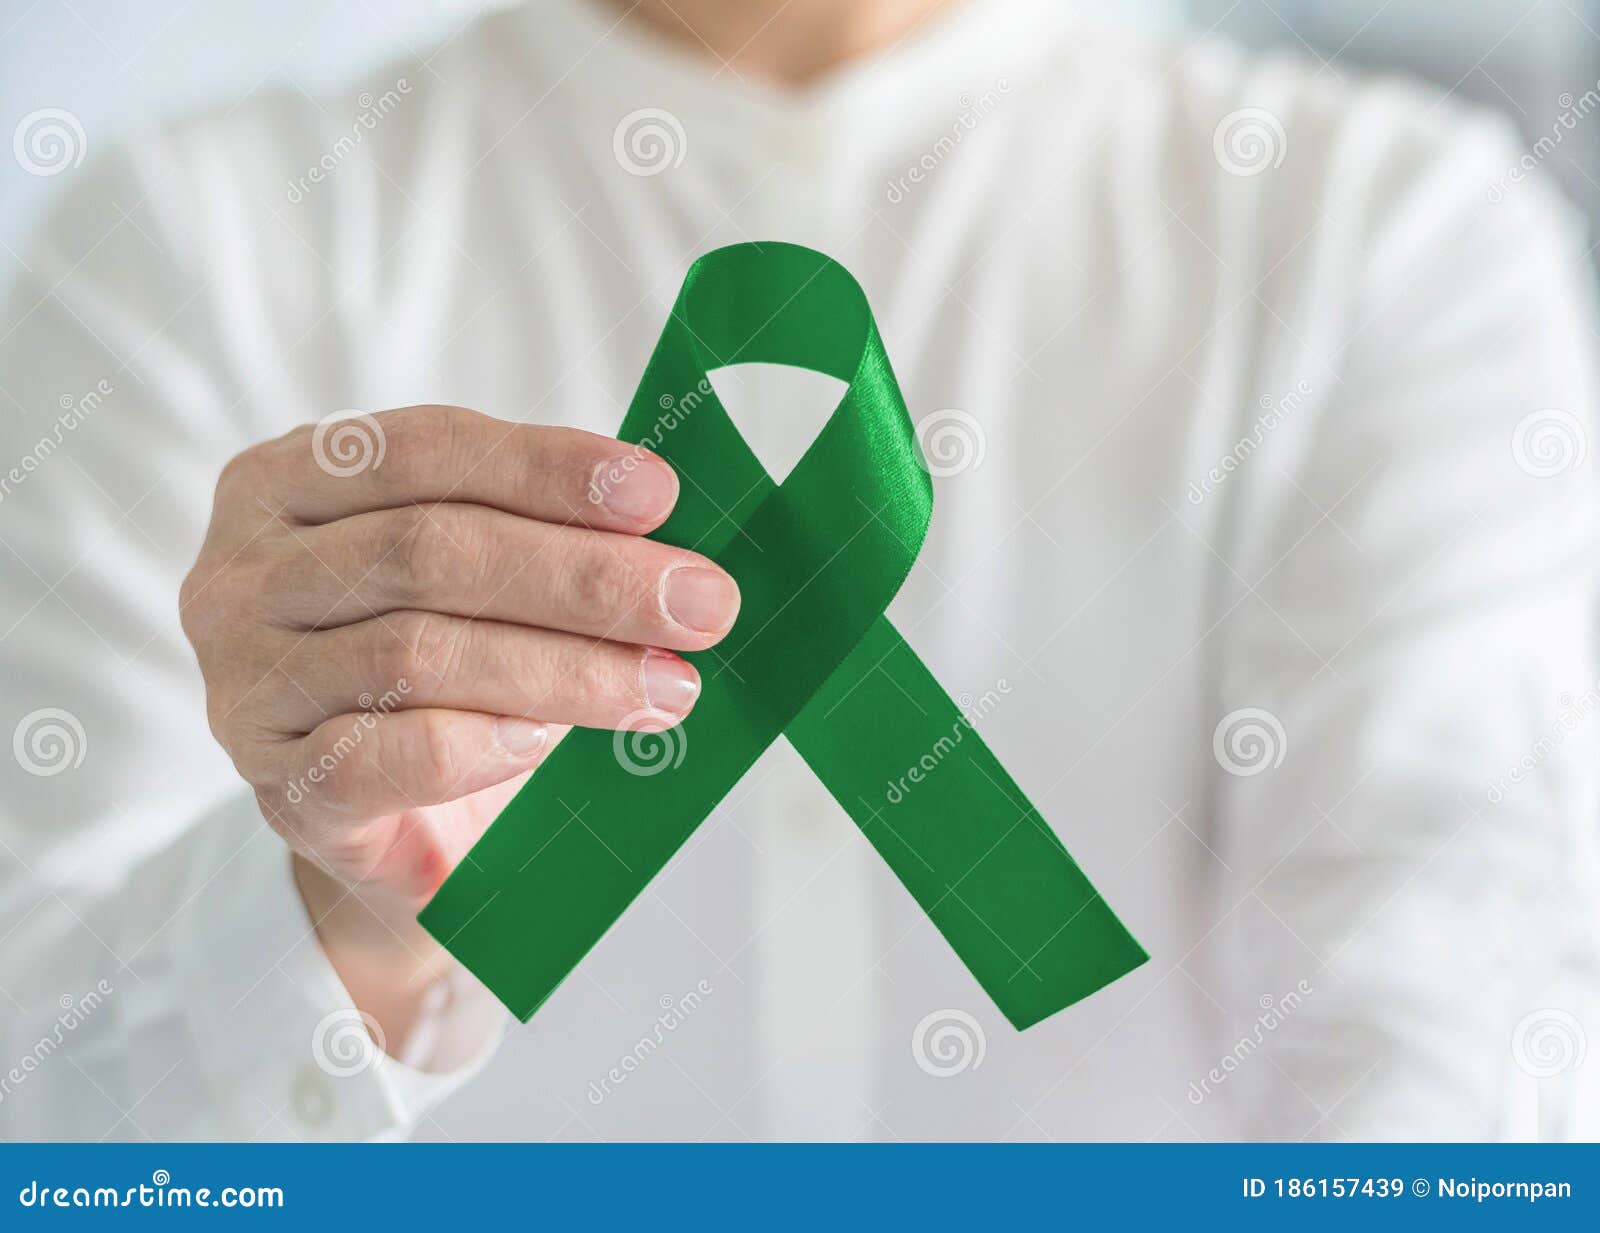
[418, 242, 1147, 1030]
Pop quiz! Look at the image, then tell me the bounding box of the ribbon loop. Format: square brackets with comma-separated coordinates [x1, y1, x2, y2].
[420, 242, 1146, 1029]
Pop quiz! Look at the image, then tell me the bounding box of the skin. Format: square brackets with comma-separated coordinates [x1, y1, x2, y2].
[184, 0, 953, 1060]
[618, 0, 952, 86]
[181, 406, 740, 1046]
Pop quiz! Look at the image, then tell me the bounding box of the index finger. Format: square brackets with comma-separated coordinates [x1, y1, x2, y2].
[267, 405, 679, 532]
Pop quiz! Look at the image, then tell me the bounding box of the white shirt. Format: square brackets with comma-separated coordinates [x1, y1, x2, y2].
[1, 0, 1597, 1142]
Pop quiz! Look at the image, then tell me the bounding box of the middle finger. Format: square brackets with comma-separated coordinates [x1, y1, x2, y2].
[261, 502, 740, 651]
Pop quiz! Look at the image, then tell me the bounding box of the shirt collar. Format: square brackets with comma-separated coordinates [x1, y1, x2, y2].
[511, 0, 1080, 165]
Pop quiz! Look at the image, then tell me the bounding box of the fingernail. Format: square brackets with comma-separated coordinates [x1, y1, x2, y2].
[663, 566, 740, 634]
[494, 716, 548, 758]
[594, 452, 678, 524]
[643, 650, 701, 716]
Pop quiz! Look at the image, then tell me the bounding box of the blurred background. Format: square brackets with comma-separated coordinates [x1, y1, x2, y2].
[4, 0, 1600, 277]
[0, 0, 1594, 1143]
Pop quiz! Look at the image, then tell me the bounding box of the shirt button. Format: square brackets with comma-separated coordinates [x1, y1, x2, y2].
[291, 1068, 334, 1127]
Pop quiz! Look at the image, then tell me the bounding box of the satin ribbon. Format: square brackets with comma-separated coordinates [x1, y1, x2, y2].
[418, 242, 1147, 1029]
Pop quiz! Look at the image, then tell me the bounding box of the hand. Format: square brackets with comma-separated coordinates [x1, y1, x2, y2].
[179, 405, 740, 1038]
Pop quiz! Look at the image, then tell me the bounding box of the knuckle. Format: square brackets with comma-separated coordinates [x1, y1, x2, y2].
[575, 645, 646, 713]
[541, 427, 602, 492]
[178, 558, 244, 650]
[374, 405, 470, 487]
[381, 609, 458, 687]
[251, 540, 306, 609]
[377, 506, 441, 602]
[290, 716, 387, 825]
[213, 702, 278, 773]
[184, 449, 283, 644]
[254, 789, 295, 840]
[228, 728, 284, 793]
[268, 425, 324, 484]
[303, 723, 365, 801]
[177, 565, 212, 642]
[427, 502, 485, 571]
[411, 712, 461, 796]
[560, 546, 639, 629]
[202, 690, 237, 752]
[193, 630, 290, 757]
[214, 443, 270, 504]
[368, 409, 426, 482]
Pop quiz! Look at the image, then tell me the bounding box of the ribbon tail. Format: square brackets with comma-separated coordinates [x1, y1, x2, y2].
[416, 661, 782, 1021]
[787, 617, 1149, 1029]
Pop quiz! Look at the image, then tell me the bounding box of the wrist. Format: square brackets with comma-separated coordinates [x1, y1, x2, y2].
[292, 853, 460, 1053]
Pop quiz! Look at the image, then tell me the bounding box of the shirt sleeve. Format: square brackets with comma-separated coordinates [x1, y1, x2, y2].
[1211, 108, 1600, 1140]
[0, 135, 505, 1140]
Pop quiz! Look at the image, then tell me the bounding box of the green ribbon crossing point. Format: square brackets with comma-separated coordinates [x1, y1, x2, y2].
[418, 242, 1147, 1030]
